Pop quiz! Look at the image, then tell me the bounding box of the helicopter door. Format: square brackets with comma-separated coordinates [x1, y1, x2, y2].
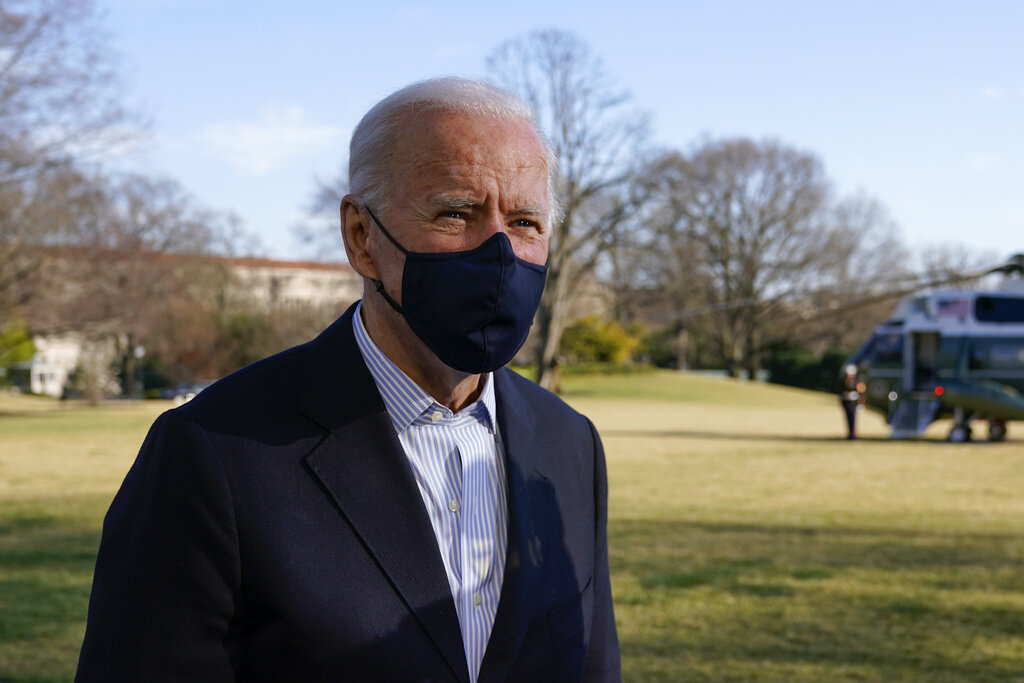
[911, 332, 941, 391]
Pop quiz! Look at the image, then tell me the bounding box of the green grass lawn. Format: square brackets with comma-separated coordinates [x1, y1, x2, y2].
[2, 374, 1023, 681]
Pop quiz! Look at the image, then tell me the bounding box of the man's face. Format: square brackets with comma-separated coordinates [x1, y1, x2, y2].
[367, 111, 551, 296]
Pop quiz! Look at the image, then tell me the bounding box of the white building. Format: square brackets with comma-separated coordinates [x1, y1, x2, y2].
[21, 334, 82, 397]
[227, 257, 361, 309]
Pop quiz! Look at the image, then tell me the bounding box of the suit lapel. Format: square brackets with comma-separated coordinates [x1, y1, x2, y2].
[479, 370, 552, 680]
[299, 306, 470, 683]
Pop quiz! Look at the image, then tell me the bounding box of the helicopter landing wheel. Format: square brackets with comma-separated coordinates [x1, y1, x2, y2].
[989, 420, 1007, 443]
[949, 424, 972, 443]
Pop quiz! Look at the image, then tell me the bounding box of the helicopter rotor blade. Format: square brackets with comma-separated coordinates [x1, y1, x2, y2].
[656, 253, 1022, 325]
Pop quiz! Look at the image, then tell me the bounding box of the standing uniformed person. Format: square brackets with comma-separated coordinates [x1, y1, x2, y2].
[840, 364, 865, 439]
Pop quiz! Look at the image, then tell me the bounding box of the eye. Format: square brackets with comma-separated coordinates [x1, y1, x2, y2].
[512, 218, 542, 232]
[438, 210, 467, 221]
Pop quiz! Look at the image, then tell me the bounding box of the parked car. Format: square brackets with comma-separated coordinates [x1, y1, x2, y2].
[162, 381, 215, 404]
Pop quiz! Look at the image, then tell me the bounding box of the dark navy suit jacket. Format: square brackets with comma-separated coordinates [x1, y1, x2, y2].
[76, 304, 620, 681]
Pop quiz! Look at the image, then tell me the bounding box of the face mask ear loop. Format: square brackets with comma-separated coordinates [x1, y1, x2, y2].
[364, 206, 409, 255]
[372, 279, 405, 314]
[364, 205, 408, 314]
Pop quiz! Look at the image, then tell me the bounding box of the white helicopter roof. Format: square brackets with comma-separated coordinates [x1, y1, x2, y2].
[888, 275, 1024, 334]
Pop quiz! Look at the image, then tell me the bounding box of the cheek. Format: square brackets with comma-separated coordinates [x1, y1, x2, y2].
[512, 237, 549, 267]
[369, 234, 406, 285]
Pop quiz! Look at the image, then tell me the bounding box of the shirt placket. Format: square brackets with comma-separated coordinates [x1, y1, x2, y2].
[441, 423, 464, 608]
[455, 415, 497, 634]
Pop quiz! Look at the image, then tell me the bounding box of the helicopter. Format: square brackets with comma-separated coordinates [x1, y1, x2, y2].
[844, 253, 1024, 442]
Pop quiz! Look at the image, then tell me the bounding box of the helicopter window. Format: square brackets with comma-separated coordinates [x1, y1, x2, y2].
[974, 296, 1024, 323]
[968, 340, 1024, 370]
[870, 333, 904, 366]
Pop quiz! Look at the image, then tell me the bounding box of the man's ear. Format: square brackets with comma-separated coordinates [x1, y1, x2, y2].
[340, 194, 379, 280]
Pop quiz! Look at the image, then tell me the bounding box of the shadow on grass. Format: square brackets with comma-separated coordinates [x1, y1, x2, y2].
[0, 572, 93, 642]
[0, 503, 102, 680]
[613, 518, 1024, 585]
[612, 518, 1024, 682]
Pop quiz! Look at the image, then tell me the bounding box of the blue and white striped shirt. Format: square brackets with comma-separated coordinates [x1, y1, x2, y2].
[352, 303, 508, 681]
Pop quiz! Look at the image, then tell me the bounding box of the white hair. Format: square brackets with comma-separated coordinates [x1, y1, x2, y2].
[348, 77, 560, 222]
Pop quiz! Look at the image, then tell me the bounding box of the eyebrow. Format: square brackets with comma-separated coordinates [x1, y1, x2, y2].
[428, 195, 546, 219]
[513, 206, 546, 217]
[429, 194, 477, 210]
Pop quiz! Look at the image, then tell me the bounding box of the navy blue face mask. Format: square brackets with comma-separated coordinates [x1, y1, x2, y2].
[365, 207, 548, 374]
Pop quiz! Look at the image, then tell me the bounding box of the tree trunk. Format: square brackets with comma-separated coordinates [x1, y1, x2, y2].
[121, 333, 137, 398]
[675, 327, 689, 370]
[534, 270, 572, 391]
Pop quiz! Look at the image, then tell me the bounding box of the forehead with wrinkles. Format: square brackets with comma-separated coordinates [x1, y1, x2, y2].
[387, 111, 549, 209]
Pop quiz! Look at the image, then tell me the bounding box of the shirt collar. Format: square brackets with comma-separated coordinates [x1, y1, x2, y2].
[351, 301, 496, 433]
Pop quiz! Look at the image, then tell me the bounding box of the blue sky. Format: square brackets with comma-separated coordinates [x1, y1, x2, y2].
[102, 0, 1024, 263]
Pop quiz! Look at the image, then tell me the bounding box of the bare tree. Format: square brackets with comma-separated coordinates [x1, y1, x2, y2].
[798, 193, 911, 349]
[0, 163, 113, 327]
[292, 169, 347, 259]
[650, 140, 821, 375]
[646, 141, 915, 375]
[626, 153, 716, 367]
[661, 139, 832, 375]
[487, 29, 651, 390]
[0, 0, 141, 322]
[0, 0, 134, 183]
[917, 243, 1002, 290]
[0, 1, 287, 398]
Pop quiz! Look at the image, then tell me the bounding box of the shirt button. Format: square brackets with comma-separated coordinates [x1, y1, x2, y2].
[448, 499, 460, 512]
[473, 593, 482, 607]
[430, 411, 442, 422]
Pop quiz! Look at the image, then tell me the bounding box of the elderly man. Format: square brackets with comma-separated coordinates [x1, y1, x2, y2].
[76, 78, 620, 682]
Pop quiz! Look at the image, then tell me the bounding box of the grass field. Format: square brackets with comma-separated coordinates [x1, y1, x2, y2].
[2, 373, 1023, 681]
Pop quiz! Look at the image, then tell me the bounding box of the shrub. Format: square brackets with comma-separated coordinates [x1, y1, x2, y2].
[560, 315, 643, 365]
[0, 319, 35, 382]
